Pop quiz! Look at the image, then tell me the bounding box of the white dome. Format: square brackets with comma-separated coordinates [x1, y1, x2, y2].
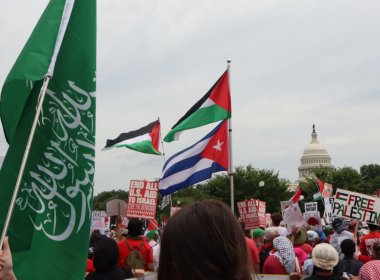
[298, 125, 333, 180]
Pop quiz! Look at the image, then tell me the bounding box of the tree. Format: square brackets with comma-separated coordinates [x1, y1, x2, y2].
[93, 189, 128, 210]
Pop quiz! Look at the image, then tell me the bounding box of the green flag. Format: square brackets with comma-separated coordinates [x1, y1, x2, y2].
[0, 0, 96, 279]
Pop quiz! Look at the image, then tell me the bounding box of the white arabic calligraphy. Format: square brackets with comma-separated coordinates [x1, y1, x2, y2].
[16, 81, 95, 241]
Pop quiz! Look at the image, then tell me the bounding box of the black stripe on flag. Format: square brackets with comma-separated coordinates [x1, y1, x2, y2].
[171, 71, 226, 129]
[104, 120, 158, 148]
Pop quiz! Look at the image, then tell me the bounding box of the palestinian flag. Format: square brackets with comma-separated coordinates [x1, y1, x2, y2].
[103, 120, 161, 155]
[289, 187, 303, 203]
[163, 70, 231, 142]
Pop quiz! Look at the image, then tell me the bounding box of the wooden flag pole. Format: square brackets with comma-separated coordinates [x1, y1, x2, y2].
[0, 76, 51, 250]
[227, 59, 235, 215]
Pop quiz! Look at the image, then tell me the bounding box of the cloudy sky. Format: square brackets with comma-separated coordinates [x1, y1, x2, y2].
[1, 0, 379, 195]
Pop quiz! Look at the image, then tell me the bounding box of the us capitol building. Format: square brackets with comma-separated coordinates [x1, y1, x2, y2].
[289, 125, 333, 191]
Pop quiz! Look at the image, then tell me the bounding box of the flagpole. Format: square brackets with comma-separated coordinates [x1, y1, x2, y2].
[0, 76, 51, 250]
[227, 59, 235, 215]
[158, 117, 166, 162]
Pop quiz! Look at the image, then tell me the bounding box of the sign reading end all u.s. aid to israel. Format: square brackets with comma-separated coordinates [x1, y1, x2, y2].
[333, 188, 380, 225]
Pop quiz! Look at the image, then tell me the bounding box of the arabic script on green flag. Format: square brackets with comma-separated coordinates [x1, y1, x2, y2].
[0, 0, 96, 279]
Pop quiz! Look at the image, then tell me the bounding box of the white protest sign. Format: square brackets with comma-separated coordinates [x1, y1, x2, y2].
[283, 203, 306, 233]
[333, 188, 380, 225]
[305, 202, 318, 213]
[91, 211, 107, 233]
[324, 197, 338, 224]
[280, 201, 292, 215]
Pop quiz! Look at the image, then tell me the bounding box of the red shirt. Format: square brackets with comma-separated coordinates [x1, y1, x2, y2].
[245, 237, 260, 265]
[359, 231, 380, 256]
[118, 237, 153, 270]
[262, 255, 287, 274]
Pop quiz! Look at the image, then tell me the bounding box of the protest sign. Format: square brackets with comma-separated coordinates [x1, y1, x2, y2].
[283, 203, 305, 233]
[333, 188, 380, 225]
[237, 200, 260, 229]
[126, 180, 159, 219]
[280, 201, 292, 215]
[305, 202, 318, 213]
[257, 200, 267, 228]
[266, 213, 272, 227]
[324, 197, 338, 224]
[304, 211, 321, 227]
[91, 211, 107, 233]
[322, 183, 333, 197]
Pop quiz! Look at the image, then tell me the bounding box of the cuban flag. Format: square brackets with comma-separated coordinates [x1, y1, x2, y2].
[159, 120, 229, 196]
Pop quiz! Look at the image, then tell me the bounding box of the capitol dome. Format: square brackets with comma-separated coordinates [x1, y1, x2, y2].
[298, 125, 333, 180]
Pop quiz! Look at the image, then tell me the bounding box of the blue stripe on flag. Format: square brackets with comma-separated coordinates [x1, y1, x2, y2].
[159, 161, 225, 196]
[162, 154, 201, 178]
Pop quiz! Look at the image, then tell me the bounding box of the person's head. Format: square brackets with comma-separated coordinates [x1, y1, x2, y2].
[312, 243, 339, 272]
[294, 228, 307, 246]
[307, 230, 319, 244]
[372, 242, 380, 259]
[128, 218, 144, 237]
[252, 228, 265, 243]
[93, 238, 119, 273]
[340, 238, 356, 257]
[158, 199, 251, 280]
[271, 213, 283, 227]
[368, 223, 378, 231]
[332, 218, 346, 234]
[264, 227, 278, 244]
[273, 236, 296, 274]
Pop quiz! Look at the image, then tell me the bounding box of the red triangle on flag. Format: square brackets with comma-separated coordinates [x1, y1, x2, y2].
[201, 120, 229, 170]
[209, 71, 231, 113]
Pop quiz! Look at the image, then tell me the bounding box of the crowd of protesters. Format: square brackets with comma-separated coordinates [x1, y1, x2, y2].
[1, 199, 380, 280]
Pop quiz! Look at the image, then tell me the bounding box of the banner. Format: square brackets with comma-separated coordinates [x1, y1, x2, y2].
[91, 211, 107, 234]
[333, 188, 380, 225]
[238, 199, 266, 229]
[305, 202, 318, 213]
[126, 180, 159, 219]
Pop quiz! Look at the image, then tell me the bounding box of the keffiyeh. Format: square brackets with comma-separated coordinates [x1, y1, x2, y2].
[273, 236, 296, 274]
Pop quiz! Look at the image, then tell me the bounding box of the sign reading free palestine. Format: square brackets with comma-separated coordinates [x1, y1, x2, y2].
[333, 188, 380, 225]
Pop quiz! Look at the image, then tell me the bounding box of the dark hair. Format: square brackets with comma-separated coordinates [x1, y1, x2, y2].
[127, 218, 143, 237]
[340, 238, 356, 256]
[368, 223, 378, 231]
[158, 199, 252, 280]
[93, 238, 119, 273]
[271, 213, 283, 226]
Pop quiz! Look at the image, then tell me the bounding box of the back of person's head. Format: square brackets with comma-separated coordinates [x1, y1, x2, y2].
[264, 227, 278, 243]
[93, 238, 119, 273]
[368, 223, 378, 231]
[89, 230, 102, 248]
[128, 218, 143, 237]
[271, 213, 283, 227]
[340, 238, 356, 257]
[312, 243, 339, 271]
[158, 199, 251, 280]
[294, 228, 307, 245]
[332, 217, 346, 234]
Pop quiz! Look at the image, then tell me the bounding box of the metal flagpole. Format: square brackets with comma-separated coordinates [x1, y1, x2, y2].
[227, 59, 235, 215]
[158, 117, 166, 162]
[0, 76, 51, 250]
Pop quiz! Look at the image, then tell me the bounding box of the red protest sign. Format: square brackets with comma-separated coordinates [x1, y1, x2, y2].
[237, 199, 266, 229]
[126, 180, 158, 219]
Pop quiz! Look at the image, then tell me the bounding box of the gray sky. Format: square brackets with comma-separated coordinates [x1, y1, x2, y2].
[1, 0, 380, 195]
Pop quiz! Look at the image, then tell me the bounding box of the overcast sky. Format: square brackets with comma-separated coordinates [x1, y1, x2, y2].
[1, 0, 380, 195]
